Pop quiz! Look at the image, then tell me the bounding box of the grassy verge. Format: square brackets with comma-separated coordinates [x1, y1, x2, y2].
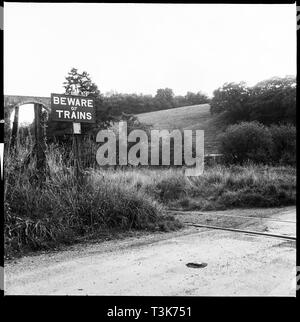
[101, 164, 296, 211]
[4, 145, 182, 258]
[5, 144, 296, 258]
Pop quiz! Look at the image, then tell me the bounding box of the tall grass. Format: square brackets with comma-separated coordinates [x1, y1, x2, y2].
[4, 144, 181, 257]
[5, 141, 296, 257]
[99, 164, 296, 211]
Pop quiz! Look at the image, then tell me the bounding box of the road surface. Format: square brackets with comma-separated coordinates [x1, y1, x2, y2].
[5, 207, 296, 296]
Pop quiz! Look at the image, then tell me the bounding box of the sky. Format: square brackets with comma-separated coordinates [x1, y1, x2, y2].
[4, 3, 297, 101]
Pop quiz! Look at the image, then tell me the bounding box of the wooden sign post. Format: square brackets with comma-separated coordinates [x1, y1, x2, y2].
[73, 122, 81, 178]
[33, 103, 47, 175]
[50, 93, 96, 179]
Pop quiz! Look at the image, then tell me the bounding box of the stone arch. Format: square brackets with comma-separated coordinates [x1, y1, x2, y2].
[4, 95, 51, 149]
[13, 100, 50, 111]
[4, 95, 51, 115]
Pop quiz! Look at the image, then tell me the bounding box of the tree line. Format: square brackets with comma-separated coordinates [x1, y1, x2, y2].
[210, 76, 296, 125]
[9, 68, 296, 166]
[211, 76, 296, 165]
[46, 68, 210, 140]
[103, 88, 210, 115]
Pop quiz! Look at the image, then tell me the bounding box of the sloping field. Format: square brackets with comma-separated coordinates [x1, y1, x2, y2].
[136, 104, 224, 154]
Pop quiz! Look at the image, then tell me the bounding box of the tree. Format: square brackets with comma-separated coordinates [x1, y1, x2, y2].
[184, 91, 209, 105]
[63, 68, 101, 97]
[269, 124, 296, 165]
[155, 88, 175, 109]
[249, 76, 296, 125]
[102, 92, 156, 115]
[210, 76, 296, 125]
[210, 82, 251, 122]
[173, 95, 187, 107]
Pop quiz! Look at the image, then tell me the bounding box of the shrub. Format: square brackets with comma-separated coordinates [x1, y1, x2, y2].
[269, 124, 296, 165]
[218, 122, 273, 164]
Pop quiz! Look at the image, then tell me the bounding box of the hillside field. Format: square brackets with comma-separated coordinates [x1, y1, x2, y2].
[135, 104, 224, 154]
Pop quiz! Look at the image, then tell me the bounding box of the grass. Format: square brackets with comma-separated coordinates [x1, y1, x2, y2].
[100, 165, 296, 211]
[136, 104, 226, 154]
[4, 145, 182, 258]
[5, 142, 296, 258]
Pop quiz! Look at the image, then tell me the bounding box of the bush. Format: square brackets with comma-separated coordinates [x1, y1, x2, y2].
[269, 124, 296, 166]
[218, 122, 273, 164]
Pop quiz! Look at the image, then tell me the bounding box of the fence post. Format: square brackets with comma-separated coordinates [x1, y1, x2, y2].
[33, 103, 47, 177]
[10, 106, 19, 149]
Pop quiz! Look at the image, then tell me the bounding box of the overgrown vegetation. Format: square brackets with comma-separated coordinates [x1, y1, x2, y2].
[218, 122, 296, 165]
[269, 124, 296, 165]
[107, 165, 296, 211]
[4, 71, 296, 258]
[5, 140, 296, 257]
[4, 144, 182, 258]
[103, 88, 210, 115]
[210, 76, 296, 125]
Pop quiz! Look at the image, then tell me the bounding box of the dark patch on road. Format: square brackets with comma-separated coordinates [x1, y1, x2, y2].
[186, 262, 208, 268]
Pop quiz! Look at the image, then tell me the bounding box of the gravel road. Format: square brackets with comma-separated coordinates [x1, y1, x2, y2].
[5, 207, 296, 296]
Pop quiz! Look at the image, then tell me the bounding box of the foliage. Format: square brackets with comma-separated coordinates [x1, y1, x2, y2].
[184, 91, 210, 105]
[5, 144, 182, 257]
[218, 121, 296, 166]
[210, 76, 296, 125]
[269, 124, 296, 165]
[154, 88, 175, 109]
[63, 68, 101, 97]
[249, 76, 296, 125]
[102, 89, 209, 116]
[102, 92, 157, 115]
[99, 165, 296, 211]
[218, 122, 273, 164]
[210, 82, 251, 122]
[5, 140, 295, 257]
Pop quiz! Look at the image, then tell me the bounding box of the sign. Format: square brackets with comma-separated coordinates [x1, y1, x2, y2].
[73, 122, 81, 134]
[51, 93, 96, 123]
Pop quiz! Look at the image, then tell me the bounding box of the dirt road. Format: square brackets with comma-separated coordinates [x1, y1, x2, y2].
[5, 207, 296, 296]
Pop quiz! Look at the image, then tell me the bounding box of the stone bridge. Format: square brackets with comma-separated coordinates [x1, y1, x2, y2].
[4, 95, 51, 148]
[4, 95, 52, 123]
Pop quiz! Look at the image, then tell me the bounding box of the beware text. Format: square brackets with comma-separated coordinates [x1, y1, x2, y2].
[51, 93, 96, 123]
